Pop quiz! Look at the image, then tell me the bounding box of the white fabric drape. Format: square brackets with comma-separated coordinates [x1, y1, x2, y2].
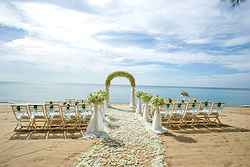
[136, 98, 142, 114]
[142, 103, 149, 122]
[86, 104, 105, 134]
[152, 107, 167, 134]
[104, 100, 108, 116]
[101, 102, 111, 126]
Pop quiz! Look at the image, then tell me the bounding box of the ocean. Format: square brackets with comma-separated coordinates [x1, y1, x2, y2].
[0, 82, 250, 106]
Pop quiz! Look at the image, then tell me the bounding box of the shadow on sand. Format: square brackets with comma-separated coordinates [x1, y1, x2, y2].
[161, 132, 197, 143]
[9, 129, 84, 140]
[160, 124, 250, 143]
[165, 124, 250, 134]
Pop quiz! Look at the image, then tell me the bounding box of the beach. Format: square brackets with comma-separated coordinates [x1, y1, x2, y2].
[0, 104, 250, 167]
[1, 0, 250, 166]
[161, 107, 250, 167]
[0, 104, 92, 167]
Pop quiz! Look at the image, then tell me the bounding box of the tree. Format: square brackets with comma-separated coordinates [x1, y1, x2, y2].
[222, 0, 246, 8]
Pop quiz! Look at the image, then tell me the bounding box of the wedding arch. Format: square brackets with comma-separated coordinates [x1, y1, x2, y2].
[105, 71, 136, 108]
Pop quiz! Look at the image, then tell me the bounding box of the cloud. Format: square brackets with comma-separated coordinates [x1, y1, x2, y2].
[0, 25, 27, 42]
[0, 0, 249, 87]
[95, 31, 157, 48]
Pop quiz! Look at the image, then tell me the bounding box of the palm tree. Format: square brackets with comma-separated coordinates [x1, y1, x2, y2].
[222, 0, 246, 8]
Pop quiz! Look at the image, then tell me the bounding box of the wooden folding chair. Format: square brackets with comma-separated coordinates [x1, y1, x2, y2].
[207, 102, 224, 125]
[60, 103, 81, 138]
[180, 102, 199, 127]
[60, 103, 78, 129]
[161, 102, 174, 123]
[76, 102, 92, 132]
[28, 104, 48, 130]
[167, 102, 187, 128]
[11, 104, 32, 131]
[44, 102, 63, 129]
[43, 102, 64, 139]
[193, 101, 212, 125]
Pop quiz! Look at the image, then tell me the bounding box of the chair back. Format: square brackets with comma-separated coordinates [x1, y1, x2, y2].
[173, 102, 187, 115]
[60, 103, 77, 120]
[44, 102, 61, 118]
[164, 103, 174, 115]
[186, 102, 200, 113]
[211, 102, 224, 114]
[28, 104, 46, 118]
[200, 101, 212, 113]
[11, 104, 30, 120]
[76, 102, 92, 116]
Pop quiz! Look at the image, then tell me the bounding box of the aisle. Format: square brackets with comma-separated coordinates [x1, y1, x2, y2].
[76, 109, 166, 167]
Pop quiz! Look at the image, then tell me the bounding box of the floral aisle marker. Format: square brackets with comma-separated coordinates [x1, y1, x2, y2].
[96, 90, 108, 119]
[135, 90, 144, 115]
[141, 93, 153, 123]
[151, 96, 167, 134]
[85, 90, 108, 138]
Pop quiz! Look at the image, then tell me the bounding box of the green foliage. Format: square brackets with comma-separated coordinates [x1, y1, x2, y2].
[136, 90, 145, 98]
[97, 90, 108, 100]
[141, 93, 152, 103]
[105, 71, 136, 88]
[87, 90, 107, 105]
[151, 95, 165, 107]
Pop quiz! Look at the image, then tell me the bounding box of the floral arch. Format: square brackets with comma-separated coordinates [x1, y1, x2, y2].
[105, 71, 136, 108]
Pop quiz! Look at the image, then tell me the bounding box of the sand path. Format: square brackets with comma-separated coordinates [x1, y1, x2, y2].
[76, 108, 166, 167]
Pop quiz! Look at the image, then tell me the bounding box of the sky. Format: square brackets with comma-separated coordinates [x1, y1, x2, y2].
[0, 0, 250, 88]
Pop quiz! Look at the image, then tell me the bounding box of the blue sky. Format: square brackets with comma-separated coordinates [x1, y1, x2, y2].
[0, 0, 250, 88]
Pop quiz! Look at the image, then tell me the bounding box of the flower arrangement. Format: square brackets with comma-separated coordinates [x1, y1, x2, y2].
[151, 95, 165, 107]
[136, 90, 145, 98]
[141, 93, 152, 103]
[97, 90, 108, 100]
[87, 90, 109, 105]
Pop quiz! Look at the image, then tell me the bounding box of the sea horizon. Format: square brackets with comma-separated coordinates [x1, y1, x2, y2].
[1, 81, 250, 91]
[1, 81, 250, 106]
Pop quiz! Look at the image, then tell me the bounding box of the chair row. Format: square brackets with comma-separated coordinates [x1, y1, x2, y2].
[11, 101, 92, 134]
[159, 101, 224, 127]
